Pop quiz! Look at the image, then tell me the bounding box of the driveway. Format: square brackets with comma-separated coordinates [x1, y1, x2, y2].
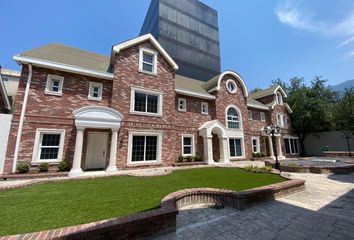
[156, 173, 354, 240]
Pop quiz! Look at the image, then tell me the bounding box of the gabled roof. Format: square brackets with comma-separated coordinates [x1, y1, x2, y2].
[14, 43, 113, 80]
[112, 34, 179, 70]
[0, 74, 11, 111]
[175, 75, 215, 99]
[247, 98, 269, 110]
[202, 70, 249, 97]
[250, 85, 287, 99]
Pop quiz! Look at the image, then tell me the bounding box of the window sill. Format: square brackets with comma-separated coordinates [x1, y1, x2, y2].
[130, 111, 162, 117]
[201, 112, 209, 115]
[87, 96, 102, 101]
[127, 161, 160, 167]
[178, 109, 186, 112]
[45, 90, 63, 96]
[138, 69, 157, 76]
[31, 161, 60, 166]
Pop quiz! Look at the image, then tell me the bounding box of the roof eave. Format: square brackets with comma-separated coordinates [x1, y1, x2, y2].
[175, 88, 215, 100]
[13, 55, 114, 80]
[247, 103, 269, 111]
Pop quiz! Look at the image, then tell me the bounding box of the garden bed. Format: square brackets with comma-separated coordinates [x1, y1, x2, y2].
[172, 161, 206, 167]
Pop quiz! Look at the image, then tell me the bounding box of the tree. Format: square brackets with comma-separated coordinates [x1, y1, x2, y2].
[334, 88, 354, 156]
[270, 78, 289, 93]
[286, 76, 336, 156]
[250, 87, 263, 94]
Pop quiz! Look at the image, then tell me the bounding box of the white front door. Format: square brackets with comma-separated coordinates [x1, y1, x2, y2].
[86, 132, 108, 170]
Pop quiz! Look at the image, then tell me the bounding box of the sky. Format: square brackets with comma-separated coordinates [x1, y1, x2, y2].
[0, 0, 353, 90]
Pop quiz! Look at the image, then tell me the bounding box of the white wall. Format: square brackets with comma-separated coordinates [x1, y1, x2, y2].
[0, 114, 12, 173]
[304, 131, 354, 156]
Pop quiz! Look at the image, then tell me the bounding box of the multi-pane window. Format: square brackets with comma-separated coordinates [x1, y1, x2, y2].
[139, 48, 157, 74]
[131, 88, 162, 115]
[88, 82, 103, 100]
[45, 75, 64, 96]
[283, 116, 288, 128]
[178, 98, 186, 112]
[227, 108, 240, 129]
[252, 137, 260, 153]
[260, 112, 265, 122]
[39, 134, 61, 160]
[131, 135, 158, 162]
[229, 138, 242, 157]
[182, 135, 194, 156]
[284, 138, 299, 154]
[201, 102, 208, 115]
[248, 110, 253, 120]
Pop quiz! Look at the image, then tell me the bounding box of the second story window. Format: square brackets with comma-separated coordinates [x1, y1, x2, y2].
[88, 82, 103, 101]
[248, 110, 253, 120]
[45, 75, 64, 96]
[130, 87, 162, 116]
[276, 92, 283, 105]
[227, 107, 240, 129]
[139, 48, 157, 75]
[178, 98, 186, 112]
[260, 112, 265, 122]
[201, 102, 208, 115]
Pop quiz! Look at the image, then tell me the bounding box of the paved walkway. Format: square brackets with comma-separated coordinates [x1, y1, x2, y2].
[156, 173, 354, 240]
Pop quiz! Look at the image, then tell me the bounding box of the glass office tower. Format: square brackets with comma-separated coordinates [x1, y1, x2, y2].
[140, 0, 221, 81]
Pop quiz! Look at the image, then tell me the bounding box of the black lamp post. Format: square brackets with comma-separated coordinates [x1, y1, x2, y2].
[263, 125, 281, 170]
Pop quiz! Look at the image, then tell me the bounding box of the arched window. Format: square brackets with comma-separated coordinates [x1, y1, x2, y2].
[227, 108, 240, 129]
[276, 92, 283, 105]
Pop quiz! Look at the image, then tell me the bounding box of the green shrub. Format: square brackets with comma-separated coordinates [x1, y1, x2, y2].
[38, 162, 50, 172]
[256, 152, 261, 157]
[16, 162, 30, 174]
[323, 145, 329, 152]
[178, 155, 184, 163]
[243, 165, 272, 173]
[252, 152, 257, 157]
[58, 160, 70, 172]
[186, 156, 193, 162]
[252, 152, 262, 158]
[261, 152, 266, 157]
[194, 155, 202, 162]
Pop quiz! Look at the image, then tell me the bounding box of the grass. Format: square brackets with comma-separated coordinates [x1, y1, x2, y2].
[0, 168, 284, 236]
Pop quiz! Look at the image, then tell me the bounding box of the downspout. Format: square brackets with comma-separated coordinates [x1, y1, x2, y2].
[12, 64, 32, 172]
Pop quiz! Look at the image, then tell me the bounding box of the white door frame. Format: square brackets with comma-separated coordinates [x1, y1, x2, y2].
[85, 131, 108, 170]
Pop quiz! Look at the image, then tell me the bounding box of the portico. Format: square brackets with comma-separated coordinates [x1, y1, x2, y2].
[69, 106, 123, 177]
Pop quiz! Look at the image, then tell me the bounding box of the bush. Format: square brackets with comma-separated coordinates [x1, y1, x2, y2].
[323, 145, 329, 152]
[252, 152, 257, 157]
[58, 160, 70, 171]
[243, 165, 272, 173]
[178, 155, 184, 162]
[186, 156, 193, 162]
[252, 152, 262, 158]
[38, 162, 50, 172]
[16, 162, 30, 174]
[261, 152, 266, 157]
[194, 155, 202, 162]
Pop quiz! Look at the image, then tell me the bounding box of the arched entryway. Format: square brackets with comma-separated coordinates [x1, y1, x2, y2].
[69, 106, 123, 177]
[199, 120, 229, 164]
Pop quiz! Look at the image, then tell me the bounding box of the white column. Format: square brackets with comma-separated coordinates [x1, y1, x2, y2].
[219, 138, 230, 164]
[69, 127, 84, 177]
[204, 137, 215, 165]
[277, 136, 284, 159]
[106, 129, 119, 174]
[268, 136, 275, 160]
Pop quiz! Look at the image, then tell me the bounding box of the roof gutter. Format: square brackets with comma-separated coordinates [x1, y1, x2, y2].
[13, 55, 114, 80]
[12, 64, 32, 172]
[247, 103, 269, 110]
[175, 88, 215, 100]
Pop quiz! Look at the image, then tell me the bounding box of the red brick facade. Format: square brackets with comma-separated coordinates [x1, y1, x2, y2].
[3, 37, 298, 174]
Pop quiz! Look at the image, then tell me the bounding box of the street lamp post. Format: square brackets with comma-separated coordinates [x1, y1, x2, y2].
[263, 125, 281, 170]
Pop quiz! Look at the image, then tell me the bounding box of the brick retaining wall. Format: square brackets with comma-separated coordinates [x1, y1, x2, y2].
[1, 176, 305, 240]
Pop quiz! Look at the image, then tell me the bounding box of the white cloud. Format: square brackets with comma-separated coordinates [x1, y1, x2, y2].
[338, 36, 354, 48]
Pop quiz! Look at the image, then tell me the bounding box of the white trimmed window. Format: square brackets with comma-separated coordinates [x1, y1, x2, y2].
[260, 112, 265, 122]
[201, 102, 208, 115]
[45, 75, 64, 96]
[248, 110, 253, 120]
[226, 107, 240, 129]
[130, 87, 162, 116]
[229, 138, 243, 158]
[32, 129, 65, 163]
[284, 137, 299, 154]
[277, 114, 285, 127]
[251, 137, 260, 153]
[226, 79, 237, 94]
[127, 131, 162, 164]
[182, 134, 195, 156]
[88, 82, 103, 101]
[283, 116, 288, 128]
[139, 48, 157, 74]
[276, 92, 283, 105]
[178, 98, 186, 112]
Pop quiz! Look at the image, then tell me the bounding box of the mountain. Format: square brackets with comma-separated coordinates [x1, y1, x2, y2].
[331, 79, 354, 92]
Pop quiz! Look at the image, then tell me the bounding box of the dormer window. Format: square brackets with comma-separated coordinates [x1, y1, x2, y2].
[45, 75, 64, 96]
[276, 92, 283, 105]
[139, 48, 157, 75]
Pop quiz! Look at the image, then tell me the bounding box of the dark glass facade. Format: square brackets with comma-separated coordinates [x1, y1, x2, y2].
[140, 0, 221, 81]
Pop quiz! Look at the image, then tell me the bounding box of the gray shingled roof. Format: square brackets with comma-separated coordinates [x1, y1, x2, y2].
[249, 85, 279, 99]
[175, 74, 214, 96]
[20, 43, 111, 73]
[201, 74, 221, 91]
[247, 98, 268, 109]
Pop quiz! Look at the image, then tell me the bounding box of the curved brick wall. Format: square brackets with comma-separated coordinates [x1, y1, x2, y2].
[2, 177, 305, 240]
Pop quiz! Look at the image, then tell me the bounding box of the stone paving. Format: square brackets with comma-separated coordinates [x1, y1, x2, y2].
[156, 173, 354, 240]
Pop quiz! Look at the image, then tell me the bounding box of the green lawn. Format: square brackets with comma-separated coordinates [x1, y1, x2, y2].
[0, 168, 284, 236]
